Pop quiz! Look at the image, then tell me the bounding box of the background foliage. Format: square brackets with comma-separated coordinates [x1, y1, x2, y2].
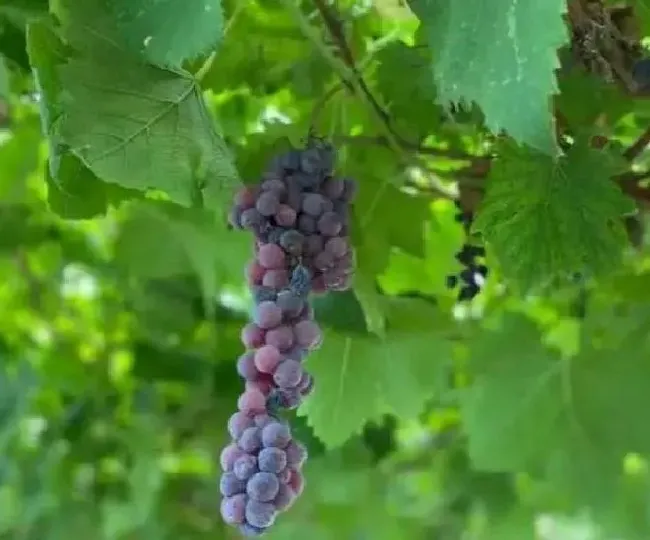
[0, 0, 650, 538]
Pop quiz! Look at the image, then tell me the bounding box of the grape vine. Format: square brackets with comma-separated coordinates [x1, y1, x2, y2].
[219, 138, 356, 535]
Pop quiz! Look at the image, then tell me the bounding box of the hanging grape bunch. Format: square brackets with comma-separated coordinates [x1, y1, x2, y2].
[220, 138, 356, 536]
[446, 200, 488, 301]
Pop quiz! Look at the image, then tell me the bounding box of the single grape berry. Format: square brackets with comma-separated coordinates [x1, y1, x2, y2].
[245, 499, 278, 528]
[233, 454, 258, 481]
[256, 191, 280, 217]
[247, 471, 280, 502]
[238, 389, 267, 413]
[261, 422, 292, 448]
[221, 493, 247, 525]
[273, 359, 303, 388]
[220, 472, 246, 497]
[236, 351, 260, 381]
[264, 325, 294, 351]
[258, 447, 288, 473]
[254, 301, 283, 329]
[279, 230, 304, 256]
[239, 427, 263, 453]
[220, 443, 245, 472]
[257, 243, 286, 269]
[254, 345, 282, 374]
[228, 412, 254, 440]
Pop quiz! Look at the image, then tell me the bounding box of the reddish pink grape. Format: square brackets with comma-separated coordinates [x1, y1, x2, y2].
[236, 351, 260, 380]
[294, 320, 321, 349]
[262, 269, 289, 288]
[257, 243, 286, 269]
[324, 236, 348, 258]
[304, 234, 324, 256]
[221, 493, 247, 525]
[275, 205, 296, 227]
[245, 260, 266, 285]
[265, 325, 294, 351]
[317, 211, 342, 236]
[253, 301, 283, 329]
[245, 378, 273, 397]
[256, 191, 280, 217]
[238, 389, 267, 413]
[254, 345, 282, 374]
[238, 427, 263, 453]
[241, 323, 265, 348]
[288, 468, 305, 496]
[220, 443, 245, 471]
[273, 360, 303, 388]
[261, 422, 291, 448]
[235, 187, 257, 207]
[246, 472, 280, 502]
[273, 484, 296, 511]
[228, 412, 254, 440]
[245, 499, 277, 528]
[285, 441, 308, 468]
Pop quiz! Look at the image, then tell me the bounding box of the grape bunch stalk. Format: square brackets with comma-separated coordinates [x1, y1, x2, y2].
[219, 138, 356, 536]
[446, 200, 488, 301]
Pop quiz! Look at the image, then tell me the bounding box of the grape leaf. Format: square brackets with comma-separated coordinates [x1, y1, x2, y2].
[300, 298, 451, 447]
[473, 138, 634, 291]
[30, 6, 239, 212]
[409, 0, 568, 153]
[110, 0, 223, 68]
[463, 313, 650, 504]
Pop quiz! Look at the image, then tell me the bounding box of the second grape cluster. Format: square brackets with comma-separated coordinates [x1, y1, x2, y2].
[219, 139, 356, 536]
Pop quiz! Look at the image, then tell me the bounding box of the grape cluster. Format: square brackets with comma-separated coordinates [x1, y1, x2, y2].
[220, 139, 356, 536]
[446, 200, 488, 301]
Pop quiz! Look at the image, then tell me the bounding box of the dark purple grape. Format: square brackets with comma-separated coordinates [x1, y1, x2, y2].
[317, 211, 342, 236]
[267, 226, 288, 245]
[314, 250, 334, 271]
[285, 186, 302, 211]
[239, 427, 263, 453]
[276, 290, 303, 317]
[322, 177, 345, 199]
[297, 214, 316, 234]
[269, 388, 302, 410]
[279, 230, 304, 255]
[256, 191, 280, 216]
[261, 179, 286, 196]
[261, 422, 292, 448]
[221, 493, 247, 524]
[285, 346, 307, 362]
[304, 234, 324, 256]
[258, 447, 288, 473]
[245, 499, 278, 528]
[301, 193, 328, 217]
[300, 147, 324, 174]
[292, 171, 321, 190]
[324, 236, 348, 258]
[253, 413, 274, 428]
[273, 360, 303, 388]
[246, 472, 280, 502]
[220, 472, 246, 496]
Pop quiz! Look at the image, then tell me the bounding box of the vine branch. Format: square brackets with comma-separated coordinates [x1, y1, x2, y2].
[623, 125, 650, 161]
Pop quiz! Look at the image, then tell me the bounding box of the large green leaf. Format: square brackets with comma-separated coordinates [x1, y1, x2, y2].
[474, 138, 634, 291]
[109, 0, 224, 68]
[410, 0, 568, 153]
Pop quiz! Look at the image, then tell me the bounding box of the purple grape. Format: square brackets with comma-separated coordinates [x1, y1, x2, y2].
[294, 319, 321, 349]
[241, 208, 264, 229]
[301, 193, 328, 217]
[238, 523, 266, 537]
[279, 230, 304, 255]
[285, 186, 302, 211]
[220, 443, 244, 472]
[234, 454, 258, 481]
[253, 301, 283, 329]
[264, 325, 294, 351]
[324, 236, 348, 258]
[268, 388, 302, 410]
[285, 441, 307, 468]
[238, 389, 267, 413]
[285, 346, 307, 362]
[304, 234, 324, 256]
[221, 493, 247, 524]
[241, 323, 265, 349]
[261, 179, 286, 196]
[258, 447, 287, 473]
[297, 214, 316, 234]
[261, 422, 292, 448]
[245, 499, 278, 528]
[246, 471, 280, 502]
[317, 211, 342, 236]
[275, 204, 297, 227]
[239, 427, 263, 453]
[322, 177, 345, 199]
[256, 191, 280, 216]
[314, 250, 334, 271]
[220, 472, 246, 496]
[273, 360, 303, 388]
[228, 412, 254, 440]
[274, 484, 296, 511]
[276, 290, 303, 317]
[253, 413, 274, 428]
[236, 352, 260, 380]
